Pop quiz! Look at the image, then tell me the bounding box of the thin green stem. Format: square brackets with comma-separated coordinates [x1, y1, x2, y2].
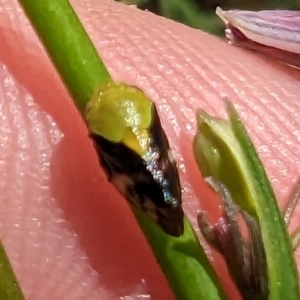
[18, 0, 111, 113]
[135, 212, 228, 300]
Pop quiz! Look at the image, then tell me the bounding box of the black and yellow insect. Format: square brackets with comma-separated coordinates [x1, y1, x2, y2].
[85, 81, 184, 237]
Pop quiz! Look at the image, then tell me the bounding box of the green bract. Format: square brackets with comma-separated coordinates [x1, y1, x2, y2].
[193, 110, 256, 216]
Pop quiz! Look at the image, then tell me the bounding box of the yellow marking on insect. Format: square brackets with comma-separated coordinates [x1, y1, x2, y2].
[85, 81, 154, 152]
[122, 127, 150, 156]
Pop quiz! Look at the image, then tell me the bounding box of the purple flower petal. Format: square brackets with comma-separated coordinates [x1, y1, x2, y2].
[216, 7, 300, 67]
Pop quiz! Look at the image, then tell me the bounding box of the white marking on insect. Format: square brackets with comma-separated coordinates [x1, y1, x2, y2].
[167, 149, 175, 164]
[111, 173, 158, 221]
[111, 174, 133, 198]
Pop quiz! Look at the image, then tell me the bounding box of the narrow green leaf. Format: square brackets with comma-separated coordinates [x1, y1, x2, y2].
[228, 102, 299, 300]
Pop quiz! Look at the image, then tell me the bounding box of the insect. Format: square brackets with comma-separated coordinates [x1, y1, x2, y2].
[85, 81, 184, 237]
[216, 7, 300, 68]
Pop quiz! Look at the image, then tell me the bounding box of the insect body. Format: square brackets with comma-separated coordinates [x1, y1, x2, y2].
[86, 81, 184, 237]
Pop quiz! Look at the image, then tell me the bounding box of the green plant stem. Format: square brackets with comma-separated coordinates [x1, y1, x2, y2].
[18, 0, 229, 299]
[0, 241, 24, 300]
[18, 0, 111, 113]
[135, 211, 228, 300]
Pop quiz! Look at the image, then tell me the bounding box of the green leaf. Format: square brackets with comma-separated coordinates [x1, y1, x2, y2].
[228, 102, 300, 299]
[193, 109, 257, 216]
[0, 240, 24, 300]
[193, 100, 300, 299]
